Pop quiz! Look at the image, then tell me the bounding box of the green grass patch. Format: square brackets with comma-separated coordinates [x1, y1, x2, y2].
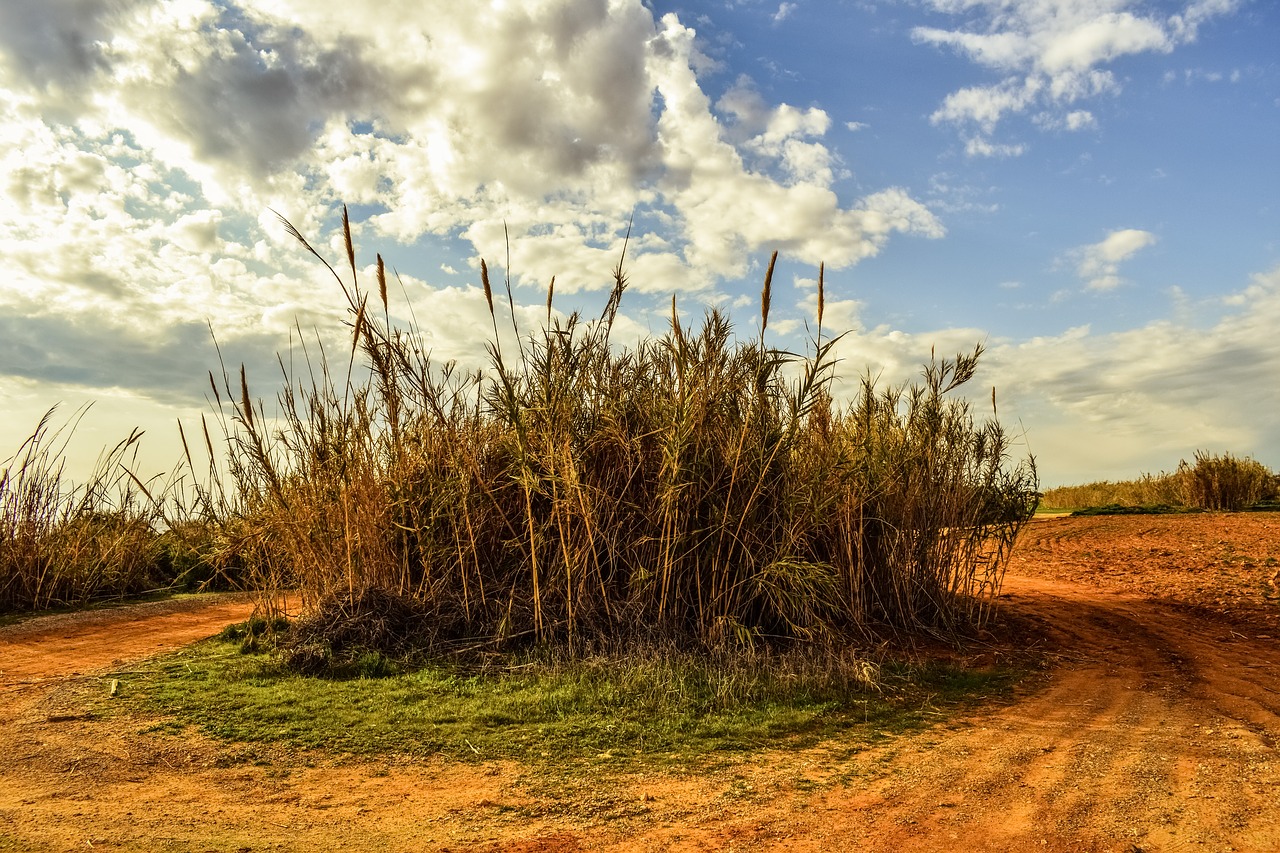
[109, 632, 1022, 769]
[1069, 503, 1201, 517]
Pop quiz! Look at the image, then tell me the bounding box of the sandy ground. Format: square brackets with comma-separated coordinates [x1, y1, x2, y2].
[1, 513, 1277, 852]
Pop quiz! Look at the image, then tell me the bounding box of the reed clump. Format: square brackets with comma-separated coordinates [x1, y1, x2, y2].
[206, 209, 1038, 659]
[1178, 450, 1275, 511]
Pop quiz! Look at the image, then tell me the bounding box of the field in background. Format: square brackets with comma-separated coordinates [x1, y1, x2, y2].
[1040, 452, 1277, 514]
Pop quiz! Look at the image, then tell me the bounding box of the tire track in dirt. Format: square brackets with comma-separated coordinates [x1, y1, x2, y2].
[820, 573, 1280, 852]
[645, 571, 1264, 850]
[466, 571, 1280, 852]
[618, 571, 1279, 852]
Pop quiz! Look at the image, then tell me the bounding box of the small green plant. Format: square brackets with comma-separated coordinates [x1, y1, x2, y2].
[218, 615, 291, 654]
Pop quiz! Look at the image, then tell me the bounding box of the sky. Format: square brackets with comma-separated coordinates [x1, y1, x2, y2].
[0, 0, 1277, 488]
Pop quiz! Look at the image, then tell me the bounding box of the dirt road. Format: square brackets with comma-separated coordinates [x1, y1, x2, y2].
[1, 516, 1277, 852]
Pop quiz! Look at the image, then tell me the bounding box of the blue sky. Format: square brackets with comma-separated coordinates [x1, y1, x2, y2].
[0, 0, 1277, 486]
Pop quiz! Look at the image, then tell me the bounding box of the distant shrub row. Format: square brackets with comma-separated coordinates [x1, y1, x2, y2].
[1041, 451, 1278, 514]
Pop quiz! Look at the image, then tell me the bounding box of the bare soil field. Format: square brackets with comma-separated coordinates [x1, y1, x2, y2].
[1, 513, 1277, 852]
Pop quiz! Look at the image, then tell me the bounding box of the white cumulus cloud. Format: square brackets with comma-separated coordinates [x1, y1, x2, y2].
[913, 0, 1241, 154]
[0, 0, 942, 432]
[1072, 228, 1159, 292]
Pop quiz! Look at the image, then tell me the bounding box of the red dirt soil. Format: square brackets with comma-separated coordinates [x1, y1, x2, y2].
[1, 514, 1277, 852]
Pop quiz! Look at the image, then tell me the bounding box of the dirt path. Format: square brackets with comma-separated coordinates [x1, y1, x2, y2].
[0, 595, 260, 689]
[815, 573, 1279, 852]
[1, 518, 1277, 852]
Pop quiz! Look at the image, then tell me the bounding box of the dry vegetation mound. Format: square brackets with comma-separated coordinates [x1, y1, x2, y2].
[201, 209, 1037, 658]
[281, 587, 432, 676]
[3, 209, 1040, 664]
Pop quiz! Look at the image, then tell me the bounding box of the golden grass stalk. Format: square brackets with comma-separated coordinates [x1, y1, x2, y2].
[817, 261, 825, 333]
[761, 250, 777, 337]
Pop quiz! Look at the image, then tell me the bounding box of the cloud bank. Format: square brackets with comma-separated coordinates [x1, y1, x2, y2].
[0, 0, 943, 413]
[820, 262, 1280, 484]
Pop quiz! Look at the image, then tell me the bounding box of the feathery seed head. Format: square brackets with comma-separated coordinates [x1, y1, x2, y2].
[481, 259, 494, 317]
[817, 262, 825, 329]
[377, 254, 387, 311]
[761, 250, 778, 335]
[239, 365, 253, 430]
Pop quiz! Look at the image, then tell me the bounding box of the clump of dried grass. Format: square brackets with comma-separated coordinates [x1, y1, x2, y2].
[0, 407, 212, 610]
[1178, 450, 1275, 511]
[204, 208, 1037, 657]
[281, 587, 430, 676]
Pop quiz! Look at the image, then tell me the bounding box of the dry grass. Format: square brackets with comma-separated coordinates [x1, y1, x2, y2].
[1039, 473, 1186, 511]
[0, 395, 262, 612]
[202, 208, 1038, 661]
[0, 407, 212, 611]
[1041, 451, 1277, 513]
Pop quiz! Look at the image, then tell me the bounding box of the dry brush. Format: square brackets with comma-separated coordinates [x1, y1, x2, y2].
[204, 210, 1038, 658]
